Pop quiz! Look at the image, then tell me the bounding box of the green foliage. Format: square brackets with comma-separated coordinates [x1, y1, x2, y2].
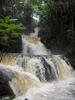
[0, 16, 24, 35]
[0, 16, 24, 48]
[38, 0, 75, 68]
[39, 0, 75, 47]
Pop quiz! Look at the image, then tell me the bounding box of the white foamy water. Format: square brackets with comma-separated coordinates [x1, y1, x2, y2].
[0, 54, 74, 98]
[22, 34, 49, 55]
[0, 33, 75, 100]
[14, 77, 75, 100]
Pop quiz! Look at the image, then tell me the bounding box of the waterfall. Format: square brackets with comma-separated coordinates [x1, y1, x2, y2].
[22, 34, 49, 55]
[0, 54, 72, 81]
[0, 64, 42, 96]
[52, 55, 73, 79]
[14, 77, 75, 100]
[0, 33, 74, 99]
[0, 34, 73, 82]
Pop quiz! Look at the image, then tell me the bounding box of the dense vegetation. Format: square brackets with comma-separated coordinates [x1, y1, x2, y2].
[38, 0, 75, 68]
[0, 0, 33, 52]
[0, 0, 75, 67]
[0, 16, 24, 52]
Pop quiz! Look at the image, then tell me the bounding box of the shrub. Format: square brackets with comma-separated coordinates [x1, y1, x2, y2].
[0, 16, 24, 52]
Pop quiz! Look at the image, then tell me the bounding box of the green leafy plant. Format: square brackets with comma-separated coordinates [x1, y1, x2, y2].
[0, 16, 24, 47]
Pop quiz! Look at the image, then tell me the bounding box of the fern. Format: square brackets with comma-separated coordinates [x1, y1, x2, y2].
[0, 16, 25, 47]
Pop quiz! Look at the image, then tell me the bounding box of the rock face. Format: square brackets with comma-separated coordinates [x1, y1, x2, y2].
[0, 77, 14, 98]
[0, 65, 15, 98]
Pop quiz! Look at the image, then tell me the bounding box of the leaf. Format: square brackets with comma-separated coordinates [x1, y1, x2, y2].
[4, 16, 12, 23]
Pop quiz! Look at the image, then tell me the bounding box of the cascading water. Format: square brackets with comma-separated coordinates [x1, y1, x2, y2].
[0, 33, 75, 100]
[22, 34, 49, 55]
[0, 54, 72, 81]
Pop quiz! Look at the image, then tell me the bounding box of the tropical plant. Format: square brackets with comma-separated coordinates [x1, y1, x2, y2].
[0, 16, 24, 52]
